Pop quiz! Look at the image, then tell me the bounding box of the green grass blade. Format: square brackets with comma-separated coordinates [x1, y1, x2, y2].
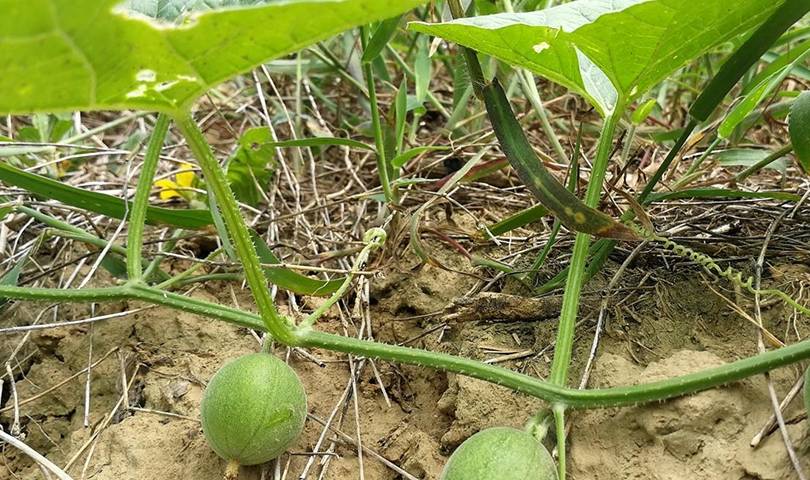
[263, 137, 374, 151]
[745, 39, 810, 95]
[485, 204, 549, 237]
[362, 15, 403, 63]
[250, 230, 344, 297]
[718, 48, 810, 139]
[649, 188, 801, 203]
[390, 146, 449, 169]
[0, 161, 213, 228]
[690, 0, 810, 121]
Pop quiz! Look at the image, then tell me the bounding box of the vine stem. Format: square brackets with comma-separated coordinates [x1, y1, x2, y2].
[127, 113, 170, 280]
[4, 282, 810, 409]
[545, 110, 621, 478]
[548, 111, 622, 386]
[173, 112, 298, 345]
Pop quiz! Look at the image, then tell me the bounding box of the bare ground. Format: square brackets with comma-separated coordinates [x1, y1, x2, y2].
[2, 236, 810, 480]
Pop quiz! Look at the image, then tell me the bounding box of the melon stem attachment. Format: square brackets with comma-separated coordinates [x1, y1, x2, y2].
[553, 404, 567, 479]
[524, 408, 553, 441]
[224, 459, 240, 480]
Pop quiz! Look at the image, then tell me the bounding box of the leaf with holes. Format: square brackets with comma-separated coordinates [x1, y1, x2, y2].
[410, 0, 783, 115]
[0, 0, 426, 115]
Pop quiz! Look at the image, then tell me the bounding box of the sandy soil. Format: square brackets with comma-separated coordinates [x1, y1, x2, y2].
[2, 245, 809, 480]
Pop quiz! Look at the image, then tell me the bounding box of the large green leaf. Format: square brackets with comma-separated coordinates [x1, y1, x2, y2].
[0, 0, 425, 115]
[124, 0, 274, 22]
[410, 0, 784, 115]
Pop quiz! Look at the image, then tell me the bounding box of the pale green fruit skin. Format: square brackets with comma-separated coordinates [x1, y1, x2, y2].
[441, 427, 558, 480]
[201, 353, 307, 466]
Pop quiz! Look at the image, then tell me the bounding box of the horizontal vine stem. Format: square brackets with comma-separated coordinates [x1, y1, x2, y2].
[0, 285, 132, 302]
[3, 283, 810, 409]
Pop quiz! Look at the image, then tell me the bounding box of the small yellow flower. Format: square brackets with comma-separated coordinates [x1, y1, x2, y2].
[154, 162, 197, 201]
[175, 163, 196, 189]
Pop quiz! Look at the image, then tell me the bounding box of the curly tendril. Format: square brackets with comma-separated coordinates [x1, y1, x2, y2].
[628, 223, 810, 317]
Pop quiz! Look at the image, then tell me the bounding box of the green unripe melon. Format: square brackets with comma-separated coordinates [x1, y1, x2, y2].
[441, 427, 558, 480]
[201, 353, 307, 466]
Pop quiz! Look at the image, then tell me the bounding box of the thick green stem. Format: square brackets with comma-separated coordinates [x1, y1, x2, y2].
[0, 285, 132, 302]
[127, 114, 170, 280]
[549, 112, 622, 386]
[129, 283, 265, 330]
[173, 112, 298, 345]
[4, 282, 810, 409]
[545, 113, 620, 478]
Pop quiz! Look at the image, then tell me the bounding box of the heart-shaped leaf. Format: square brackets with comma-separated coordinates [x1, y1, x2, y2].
[0, 0, 425, 115]
[411, 0, 783, 115]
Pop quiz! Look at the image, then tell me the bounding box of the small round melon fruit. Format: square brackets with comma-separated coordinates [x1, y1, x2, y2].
[441, 427, 558, 480]
[201, 353, 307, 476]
